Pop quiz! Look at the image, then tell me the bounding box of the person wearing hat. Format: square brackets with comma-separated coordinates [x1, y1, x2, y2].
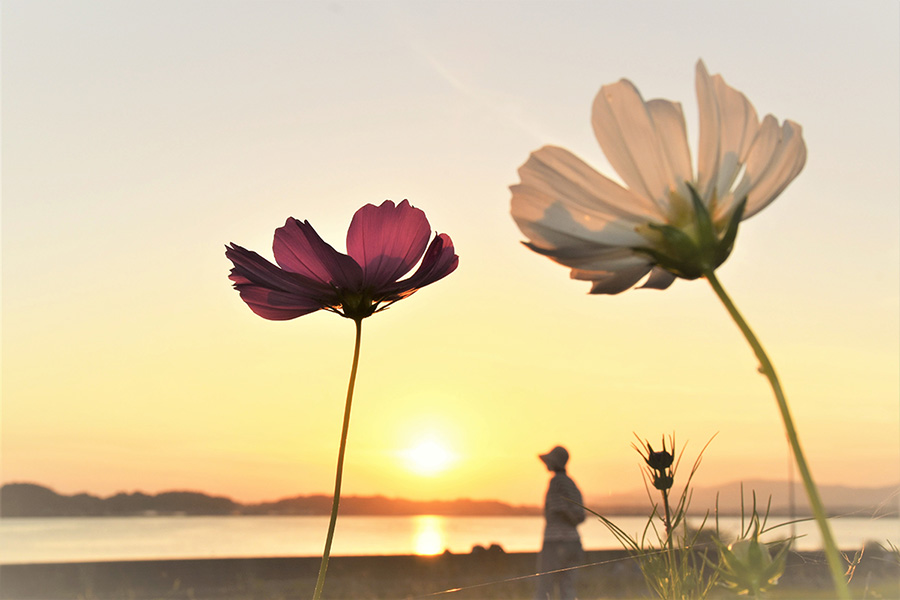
[535, 445, 585, 600]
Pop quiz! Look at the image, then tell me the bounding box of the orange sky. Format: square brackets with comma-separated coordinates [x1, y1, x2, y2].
[2, 2, 898, 507]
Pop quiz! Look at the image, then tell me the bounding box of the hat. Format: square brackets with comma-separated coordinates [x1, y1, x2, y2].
[539, 446, 569, 471]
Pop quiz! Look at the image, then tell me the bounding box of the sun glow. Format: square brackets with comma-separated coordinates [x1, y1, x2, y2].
[402, 438, 456, 476]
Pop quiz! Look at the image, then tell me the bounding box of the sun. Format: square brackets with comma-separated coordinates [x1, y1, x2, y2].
[402, 438, 455, 476]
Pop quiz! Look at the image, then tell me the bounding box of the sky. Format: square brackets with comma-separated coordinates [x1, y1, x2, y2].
[2, 1, 898, 508]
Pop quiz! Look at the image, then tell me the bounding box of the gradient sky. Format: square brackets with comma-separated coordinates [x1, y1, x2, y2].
[3, 1, 898, 507]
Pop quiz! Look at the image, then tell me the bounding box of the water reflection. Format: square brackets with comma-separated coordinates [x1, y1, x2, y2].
[413, 515, 445, 555]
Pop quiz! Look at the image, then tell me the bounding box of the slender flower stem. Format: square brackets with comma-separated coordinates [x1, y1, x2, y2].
[660, 487, 673, 550]
[704, 270, 850, 600]
[660, 486, 675, 598]
[312, 317, 363, 600]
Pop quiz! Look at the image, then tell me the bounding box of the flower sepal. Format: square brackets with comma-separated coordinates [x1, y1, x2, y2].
[335, 289, 378, 321]
[637, 191, 746, 280]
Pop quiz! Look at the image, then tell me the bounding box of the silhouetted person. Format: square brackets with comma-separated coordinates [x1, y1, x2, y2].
[535, 445, 585, 600]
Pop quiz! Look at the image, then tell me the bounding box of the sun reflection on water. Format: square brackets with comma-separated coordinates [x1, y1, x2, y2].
[413, 515, 445, 555]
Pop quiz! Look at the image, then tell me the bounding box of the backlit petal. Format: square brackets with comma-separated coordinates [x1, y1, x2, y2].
[695, 60, 720, 202]
[710, 73, 759, 199]
[382, 233, 458, 301]
[646, 99, 693, 197]
[231, 285, 325, 320]
[273, 218, 363, 290]
[347, 199, 431, 290]
[530, 244, 646, 273]
[739, 119, 807, 219]
[226, 243, 335, 303]
[592, 79, 682, 207]
[639, 266, 677, 290]
[570, 263, 654, 295]
[511, 146, 663, 250]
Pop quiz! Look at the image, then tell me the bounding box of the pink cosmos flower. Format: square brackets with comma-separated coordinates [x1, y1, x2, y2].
[226, 199, 458, 321]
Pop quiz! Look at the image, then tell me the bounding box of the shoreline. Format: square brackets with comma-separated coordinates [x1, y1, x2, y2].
[2, 548, 897, 600]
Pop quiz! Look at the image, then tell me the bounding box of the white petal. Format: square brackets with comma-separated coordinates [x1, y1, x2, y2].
[646, 99, 693, 197]
[515, 209, 627, 255]
[520, 146, 663, 220]
[639, 267, 677, 290]
[731, 115, 779, 209]
[511, 146, 662, 250]
[537, 245, 645, 272]
[736, 119, 807, 219]
[571, 264, 654, 295]
[695, 60, 720, 201]
[592, 80, 685, 208]
[711, 73, 759, 199]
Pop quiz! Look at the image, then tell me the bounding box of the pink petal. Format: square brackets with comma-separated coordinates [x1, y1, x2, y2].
[273, 218, 363, 290]
[346, 200, 431, 290]
[382, 233, 458, 301]
[232, 285, 325, 320]
[226, 243, 335, 303]
[226, 243, 344, 321]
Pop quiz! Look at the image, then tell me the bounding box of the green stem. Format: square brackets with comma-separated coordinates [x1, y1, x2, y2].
[660, 486, 675, 597]
[312, 317, 363, 600]
[704, 270, 850, 600]
[661, 486, 673, 550]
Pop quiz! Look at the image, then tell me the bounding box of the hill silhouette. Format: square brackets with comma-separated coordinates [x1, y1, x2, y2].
[0, 483, 540, 517]
[589, 479, 899, 518]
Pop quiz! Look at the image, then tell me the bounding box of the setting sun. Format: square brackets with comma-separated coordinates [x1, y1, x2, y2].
[402, 439, 456, 476]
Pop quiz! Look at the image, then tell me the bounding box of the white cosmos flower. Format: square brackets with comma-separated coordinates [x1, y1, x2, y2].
[510, 60, 807, 294]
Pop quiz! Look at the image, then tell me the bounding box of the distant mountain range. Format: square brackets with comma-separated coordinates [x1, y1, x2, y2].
[0, 483, 540, 518]
[1, 480, 896, 518]
[589, 479, 899, 518]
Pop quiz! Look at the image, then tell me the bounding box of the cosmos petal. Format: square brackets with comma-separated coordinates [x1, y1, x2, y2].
[646, 99, 693, 197]
[382, 233, 459, 300]
[639, 266, 677, 290]
[592, 79, 683, 208]
[740, 120, 807, 219]
[695, 60, 720, 203]
[347, 200, 431, 289]
[511, 145, 663, 248]
[524, 242, 639, 272]
[570, 263, 654, 295]
[710, 72, 759, 199]
[273, 218, 363, 289]
[232, 285, 325, 320]
[226, 243, 335, 303]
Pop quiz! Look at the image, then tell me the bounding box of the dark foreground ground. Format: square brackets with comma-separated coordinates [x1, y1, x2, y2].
[1, 548, 898, 600]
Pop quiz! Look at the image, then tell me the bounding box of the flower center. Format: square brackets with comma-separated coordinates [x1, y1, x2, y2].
[336, 290, 378, 320]
[634, 186, 746, 280]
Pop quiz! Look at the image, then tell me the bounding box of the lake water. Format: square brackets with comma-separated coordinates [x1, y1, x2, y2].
[1, 515, 896, 564]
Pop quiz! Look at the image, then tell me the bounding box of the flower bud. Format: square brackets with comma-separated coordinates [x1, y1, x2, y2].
[652, 474, 673, 490]
[646, 445, 674, 471]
